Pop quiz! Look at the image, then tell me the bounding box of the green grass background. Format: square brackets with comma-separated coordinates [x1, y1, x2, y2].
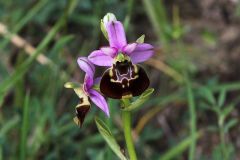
[0, 0, 240, 159]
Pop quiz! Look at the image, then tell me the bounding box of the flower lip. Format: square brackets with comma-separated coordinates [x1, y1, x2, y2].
[73, 97, 91, 127]
[100, 63, 149, 99]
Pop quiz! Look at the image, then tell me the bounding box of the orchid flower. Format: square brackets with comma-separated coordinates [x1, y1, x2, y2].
[77, 57, 109, 116]
[88, 19, 154, 66]
[65, 57, 109, 126]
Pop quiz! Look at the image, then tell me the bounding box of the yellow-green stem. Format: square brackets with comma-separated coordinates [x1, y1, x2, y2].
[122, 99, 137, 160]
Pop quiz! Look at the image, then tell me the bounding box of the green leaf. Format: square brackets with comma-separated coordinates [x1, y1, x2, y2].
[207, 126, 218, 132]
[185, 72, 197, 160]
[95, 117, 127, 160]
[122, 88, 154, 111]
[0, 116, 20, 137]
[222, 104, 235, 117]
[0, 7, 68, 106]
[201, 30, 217, 47]
[199, 87, 216, 105]
[0, 0, 49, 50]
[136, 34, 145, 43]
[218, 89, 226, 108]
[20, 92, 30, 160]
[224, 118, 238, 133]
[161, 131, 201, 160]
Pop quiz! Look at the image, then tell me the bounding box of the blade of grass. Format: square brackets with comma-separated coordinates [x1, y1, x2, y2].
[0, 116, 20, 159]
[0, 146, 2, 160]
[95, 117, 127, 160]
[211, 82, 240, 92]
[134, 106, 162, 135]
[185, 72, 197, 160]
[14, 52, 25, 107]
[0, 23, 52, 65]
[142, 0, 171, 43]
[123, 0, 135, 32]
[0, 115, 20, 136]
[0, 1, 75, 106]
[161, 131, 201, 160]
[0, 0, 49, 50]
[145, 58, 184, 83]
[20, 92, 30, 160]
[142, 0, 161, 41]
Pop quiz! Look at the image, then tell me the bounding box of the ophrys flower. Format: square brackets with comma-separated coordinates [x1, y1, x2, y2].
[88, 18, 154, 99]
[65, 57, 109, 126]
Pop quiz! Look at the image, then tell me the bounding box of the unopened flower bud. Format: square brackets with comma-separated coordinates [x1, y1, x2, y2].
[103, 13, 117, 27]
[101, 13, 117, 40]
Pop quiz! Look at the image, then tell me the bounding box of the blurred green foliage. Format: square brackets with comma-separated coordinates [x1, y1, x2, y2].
[0, 0, 240, 160]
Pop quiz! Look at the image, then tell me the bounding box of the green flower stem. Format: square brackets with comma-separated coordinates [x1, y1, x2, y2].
[122, 99, 137, 160]
[219, 116, 227, 160]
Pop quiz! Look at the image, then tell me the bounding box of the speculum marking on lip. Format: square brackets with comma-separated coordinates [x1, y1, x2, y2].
[100, 58, 149, 99]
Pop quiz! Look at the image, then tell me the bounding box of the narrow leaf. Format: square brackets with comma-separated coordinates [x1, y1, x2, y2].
[20, 92, 30, 160]
[0, 116, 20, 137]
[222, 104, 235, 117]
[224, 118, 238, 133]
[161, 131, 201, 160]
[122, 88, 154, 111]
[95, 117, 126, 160]
[0, 9, 68, 106]
[199, 87, 216, 105]
[218, 89, 226, 108]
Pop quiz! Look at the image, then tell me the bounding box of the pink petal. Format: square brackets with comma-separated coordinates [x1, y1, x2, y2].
[88, 50, 113, 66]
[106, 21, 127, 49]
[100, 47, 117, 58]
[89, 89, 110, 117]
[83, 75, 93, 92]
[129, 43, 154, 64]
[77, 57, 95, 78]
[122, 43, 137, 55]
[93, 76, 101, 85]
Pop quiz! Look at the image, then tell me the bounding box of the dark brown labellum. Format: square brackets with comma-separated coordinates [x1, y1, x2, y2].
[100, 60, 149, 99]
[73, 96, 90, 127]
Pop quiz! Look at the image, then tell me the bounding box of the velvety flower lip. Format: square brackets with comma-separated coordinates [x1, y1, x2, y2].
[77, 57, 110, 117]
[88, 20, 154, 66]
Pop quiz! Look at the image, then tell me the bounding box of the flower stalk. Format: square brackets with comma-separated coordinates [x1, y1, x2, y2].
[122, 99, 137, 160]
